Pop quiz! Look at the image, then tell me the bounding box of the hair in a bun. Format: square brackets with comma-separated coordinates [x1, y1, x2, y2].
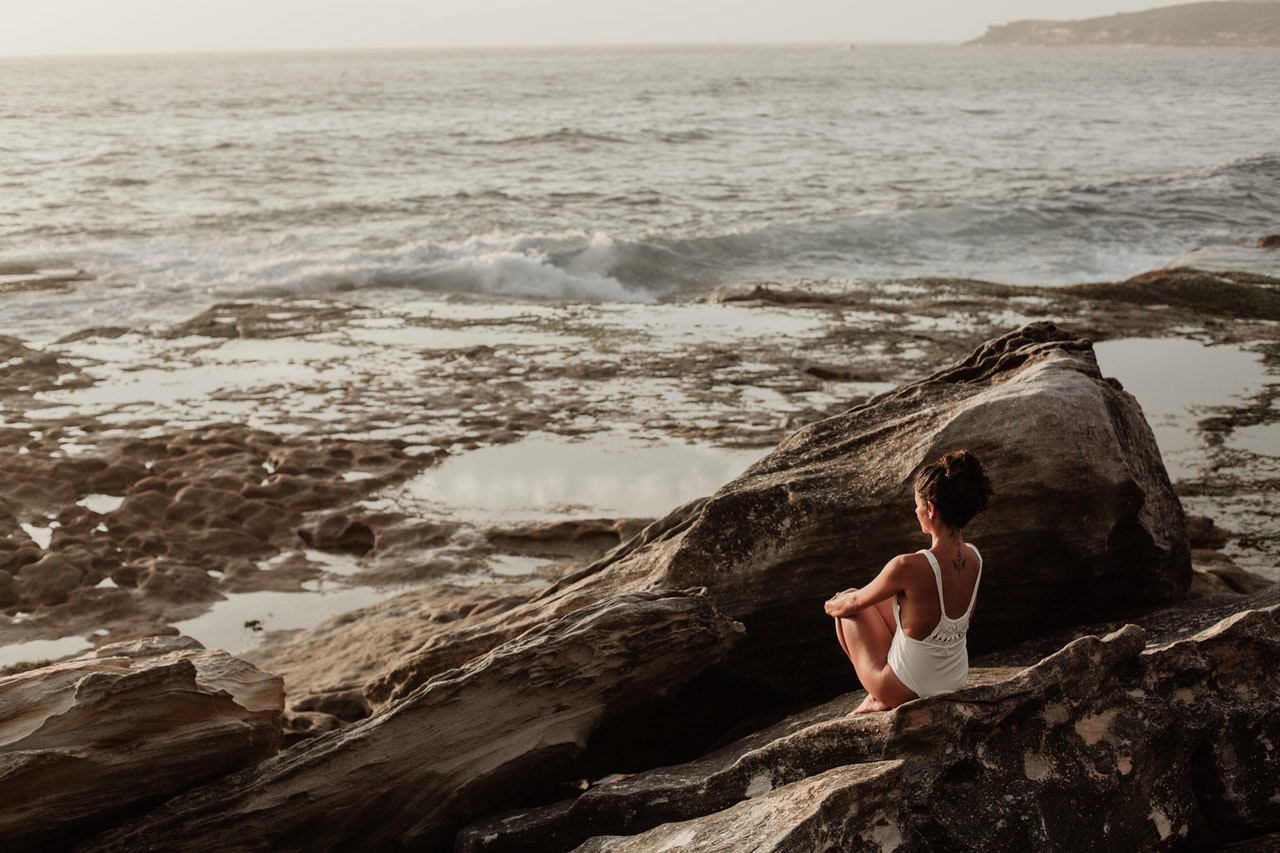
[914, 450, 993, 529]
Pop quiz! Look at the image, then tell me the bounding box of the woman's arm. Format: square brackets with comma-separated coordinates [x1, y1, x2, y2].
[824, 555, 909, 618]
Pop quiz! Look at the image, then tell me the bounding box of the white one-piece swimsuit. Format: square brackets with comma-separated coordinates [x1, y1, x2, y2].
[886, 546, 983, 699]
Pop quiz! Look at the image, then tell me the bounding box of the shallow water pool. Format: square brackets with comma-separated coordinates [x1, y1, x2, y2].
[1093, 337, 1271, 480]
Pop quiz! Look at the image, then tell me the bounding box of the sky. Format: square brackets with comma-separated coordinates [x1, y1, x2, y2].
[1, 1, 1176, 56]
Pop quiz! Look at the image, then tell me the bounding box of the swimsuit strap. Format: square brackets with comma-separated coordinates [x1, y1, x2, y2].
[921, 547, 982, 619]
[965, 544, 983, 615]
[918, 549, 947, 613]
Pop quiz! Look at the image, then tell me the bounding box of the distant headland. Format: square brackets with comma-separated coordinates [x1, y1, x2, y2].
[968, 0, 1280, 46]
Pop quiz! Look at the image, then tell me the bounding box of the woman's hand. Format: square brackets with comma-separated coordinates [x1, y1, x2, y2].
[824, 588, 858, 618]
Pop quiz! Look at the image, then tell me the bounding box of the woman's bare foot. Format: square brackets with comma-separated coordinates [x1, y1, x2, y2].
[849, 694, 892, 715]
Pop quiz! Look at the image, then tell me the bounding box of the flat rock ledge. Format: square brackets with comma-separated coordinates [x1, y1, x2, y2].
[459, 584, 1280, 852]
[0, 636, 283, 852]
[82, 589, 744, 853]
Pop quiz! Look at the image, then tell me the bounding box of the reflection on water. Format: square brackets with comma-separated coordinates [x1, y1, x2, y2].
[394, 432, 766, 523]
[1227, 422, 1280, 457]
[0, 635, 93, 669]
[1094, 337, 1269, 480]
[171, 586, 391, 656]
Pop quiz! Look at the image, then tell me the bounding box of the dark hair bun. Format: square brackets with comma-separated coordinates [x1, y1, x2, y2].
[914, 450, 993, 529]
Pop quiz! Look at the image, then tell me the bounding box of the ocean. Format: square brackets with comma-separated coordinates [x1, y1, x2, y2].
[2, 43, 1279, 342]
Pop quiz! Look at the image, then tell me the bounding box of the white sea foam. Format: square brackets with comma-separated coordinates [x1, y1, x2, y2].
[1, 45, 1277, 340]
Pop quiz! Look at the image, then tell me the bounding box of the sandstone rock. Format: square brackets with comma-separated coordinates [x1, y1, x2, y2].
[281, 709, 345, 746]
[289, 687, 372, 721]
[242, 585, 537, 717]
[15, 553, 85, 606]
[1186, 514, 1231, 550]
[136, 558, 221, 604]
[1192, 555, 1274, 597]
[0, 636, 283, 852]
[572, 762, 909, 853]
[368, 323, 1189, 705]
[459, 584, 1280, 852]
[0, 569, 15, 607]
[1067, 269, 1280, 320]
[84, 590, 745, 853]
[297, 512, 377, 554]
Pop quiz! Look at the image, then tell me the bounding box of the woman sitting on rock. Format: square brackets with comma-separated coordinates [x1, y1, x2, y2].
[825, 450, 993, 714]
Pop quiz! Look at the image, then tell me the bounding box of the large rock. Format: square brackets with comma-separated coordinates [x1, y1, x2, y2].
[458, 583, 1280, 852]
[369, 323, 1189, 704]
[0, 636, 283, 852]
[83, 589, 744, 853]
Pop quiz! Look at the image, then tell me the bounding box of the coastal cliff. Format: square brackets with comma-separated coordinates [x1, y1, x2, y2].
[969, 1, 1280, 46]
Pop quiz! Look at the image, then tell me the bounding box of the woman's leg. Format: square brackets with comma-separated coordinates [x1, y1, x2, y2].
[833, 603, 917, 713]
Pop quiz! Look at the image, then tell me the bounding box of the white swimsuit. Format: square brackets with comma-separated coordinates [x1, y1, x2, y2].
[886, 546, 982, 698]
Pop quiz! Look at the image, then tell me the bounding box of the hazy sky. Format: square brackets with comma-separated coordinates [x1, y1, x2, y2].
[2, 1, 1175, 56]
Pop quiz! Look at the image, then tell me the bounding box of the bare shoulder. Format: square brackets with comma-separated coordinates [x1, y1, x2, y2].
[884, 551, 931, 579]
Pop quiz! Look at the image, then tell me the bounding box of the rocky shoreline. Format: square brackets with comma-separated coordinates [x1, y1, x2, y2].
[968, 0, 1280, 47]
[3, 253, 1280, 849]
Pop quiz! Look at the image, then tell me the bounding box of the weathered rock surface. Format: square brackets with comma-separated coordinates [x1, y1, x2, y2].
[1065, 268, 1280, 320]
[458, 583, 1280, 852]
[1161, 247, 1280, 281]
[0, 635, 283, 852]
[369, 322, 1189, 705]
[243, 517, 654, 722]
[83, 590, 744, 853]
[0, 417, 429, 649]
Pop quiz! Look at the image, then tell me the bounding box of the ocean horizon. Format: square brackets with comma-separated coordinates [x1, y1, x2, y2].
[2, 43, 1278, 341]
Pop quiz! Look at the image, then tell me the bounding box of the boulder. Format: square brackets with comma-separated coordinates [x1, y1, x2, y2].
[458, 583, 1280, 852]
[0, 636, 283, 852]
[15, 554, 85, 606]
[83, 589, 744, 853]
[368, 322, 1189, 705]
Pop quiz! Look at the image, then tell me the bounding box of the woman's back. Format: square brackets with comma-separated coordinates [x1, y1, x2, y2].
[885, 545, 983, 699]
[894, 543, 982, 642]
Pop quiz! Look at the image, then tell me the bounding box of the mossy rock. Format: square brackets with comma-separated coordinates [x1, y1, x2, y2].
[1062, 268, 1280, 320]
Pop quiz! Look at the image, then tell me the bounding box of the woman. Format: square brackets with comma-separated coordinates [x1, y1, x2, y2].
[824, 450, 993, 714]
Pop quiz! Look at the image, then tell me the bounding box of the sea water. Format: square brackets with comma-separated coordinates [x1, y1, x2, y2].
[2, 44, 1279, 341]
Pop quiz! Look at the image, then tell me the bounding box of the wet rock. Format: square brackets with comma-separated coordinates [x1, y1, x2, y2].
[15, 554, 85, 606]
[0, 336, 88, 395]
[162, 300, 353, 340]
[0, 636, 283, 853]
[136, 559, 220, 604]
[0, 543, 40, 577]
[1192, 553, 1274, 597]
[1187, 514, 1231, 549]
[1065, 269, 1280, 320]
[0, 570, 15, 607]
[368, 322, 1189, 705]
[0, 413, 431, 649]
[84, 590, 745, 853]
[297, 512, 377, 555]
